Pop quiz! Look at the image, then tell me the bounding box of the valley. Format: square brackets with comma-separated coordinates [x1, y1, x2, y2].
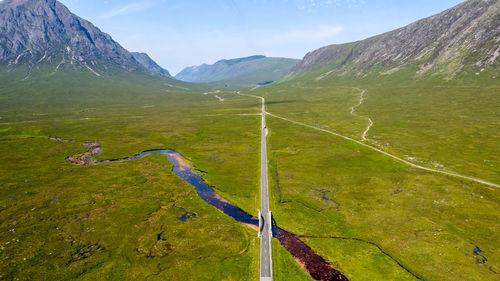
[258, 79, 499, 281]
[0, 86, 263, 280]
[1, 71, 498, 280]
[1, 0, 499, 280]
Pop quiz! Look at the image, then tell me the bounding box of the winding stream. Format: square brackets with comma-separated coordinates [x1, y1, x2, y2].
[61, 140, 347, 281]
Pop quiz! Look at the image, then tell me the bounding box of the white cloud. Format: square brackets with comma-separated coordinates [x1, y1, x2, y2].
[101, 1, 154, 19]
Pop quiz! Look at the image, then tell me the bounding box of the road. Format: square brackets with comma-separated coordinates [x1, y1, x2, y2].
[235, 91, 273, 279]
[258, 95, 273, 281]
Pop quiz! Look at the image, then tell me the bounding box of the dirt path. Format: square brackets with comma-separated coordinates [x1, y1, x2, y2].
[236, 91, 264, 102]
[266, 112, 499, 188]
[350, 89, 373, 141]
[203, 90, 224, 102]
[236, 91, 499, 187]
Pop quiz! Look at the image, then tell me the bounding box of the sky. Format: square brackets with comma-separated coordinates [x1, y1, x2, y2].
[59, 0, 464, 75]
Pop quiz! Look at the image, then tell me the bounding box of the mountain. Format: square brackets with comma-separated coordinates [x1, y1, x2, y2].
[0, 0, 144, 77]
[175, 55, 300, 88]
[290, 0, 499, 78]
[131, 52, 171, 77]
[176, 56, 268, 82]
[176, 63, 212, 83]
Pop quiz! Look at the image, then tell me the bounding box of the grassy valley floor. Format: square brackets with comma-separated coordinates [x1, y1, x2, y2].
[1, 67, 499, 280]
[243, 68, 499, 281]
[0, 74, 268, 280]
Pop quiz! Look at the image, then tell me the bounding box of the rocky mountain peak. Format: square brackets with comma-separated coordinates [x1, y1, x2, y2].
[0, 0, 143, 76]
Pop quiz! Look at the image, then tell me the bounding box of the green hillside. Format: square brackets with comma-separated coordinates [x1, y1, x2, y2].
[175, 56, 300, 88]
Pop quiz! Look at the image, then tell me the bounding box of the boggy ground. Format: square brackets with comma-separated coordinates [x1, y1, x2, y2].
[2, 67, 498, 280]
[0, 80, 276, 280]
[0, 137, 258, 280]
[248, 68, 500, 281]
[59, 139, 349, 281]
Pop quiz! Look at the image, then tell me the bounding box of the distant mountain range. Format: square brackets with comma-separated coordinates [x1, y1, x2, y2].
[2, 0, 497, 87]
[0, 0, 170, 78]
[290, 0, 499, 78]
[175, 56, 300, 87]
[0, 0, 295, 86]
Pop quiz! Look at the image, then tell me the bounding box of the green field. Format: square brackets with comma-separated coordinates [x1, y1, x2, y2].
[250, 65, 499, 280]
[1, 63, 499, 281]
[0, 70, 265, 280]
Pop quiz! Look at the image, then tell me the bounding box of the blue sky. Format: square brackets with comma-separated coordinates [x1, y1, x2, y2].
[60, 0, 464, 75]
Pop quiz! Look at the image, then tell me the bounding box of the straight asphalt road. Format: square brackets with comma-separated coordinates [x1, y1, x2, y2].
[235, 91, 273, 280]
[259, 95, 273, 281]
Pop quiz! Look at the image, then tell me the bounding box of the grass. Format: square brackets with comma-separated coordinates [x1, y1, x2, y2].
[0, 139, 258, 280]
[272, 239, 313, 281]
[0, 70, 263, 280]
[261, 66, 499, 183]
[302, 238, 417, 281]
[243, 65, 500, 281]
[264, 114, 499, 281]
[1, 62, 499, 280]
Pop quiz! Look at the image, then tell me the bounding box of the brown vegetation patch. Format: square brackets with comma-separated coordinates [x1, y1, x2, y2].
[275, 230, 348, 281]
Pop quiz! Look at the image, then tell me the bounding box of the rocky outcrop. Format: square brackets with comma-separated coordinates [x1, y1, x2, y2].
[291, 0, 500, 76]
[0, 0, 143, 74]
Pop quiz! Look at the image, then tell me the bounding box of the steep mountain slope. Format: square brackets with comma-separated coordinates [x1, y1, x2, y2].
[0, 0, 143, 76]
[290, 0, 499, 78]
[176, 55, 300, 87]
[131, 52, 171, 77]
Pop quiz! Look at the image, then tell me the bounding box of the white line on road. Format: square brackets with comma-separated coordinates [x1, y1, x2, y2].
[238, 91, 273, 280]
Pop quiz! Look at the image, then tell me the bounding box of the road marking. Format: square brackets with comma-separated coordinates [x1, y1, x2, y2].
[238, 91, 274, 280]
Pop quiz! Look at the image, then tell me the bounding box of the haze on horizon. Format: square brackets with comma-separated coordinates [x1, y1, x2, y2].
[60, 0, 464, 75]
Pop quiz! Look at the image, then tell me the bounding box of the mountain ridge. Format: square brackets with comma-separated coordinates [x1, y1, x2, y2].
[290, 0, 499, 78]
[175, 55, 300, 87]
